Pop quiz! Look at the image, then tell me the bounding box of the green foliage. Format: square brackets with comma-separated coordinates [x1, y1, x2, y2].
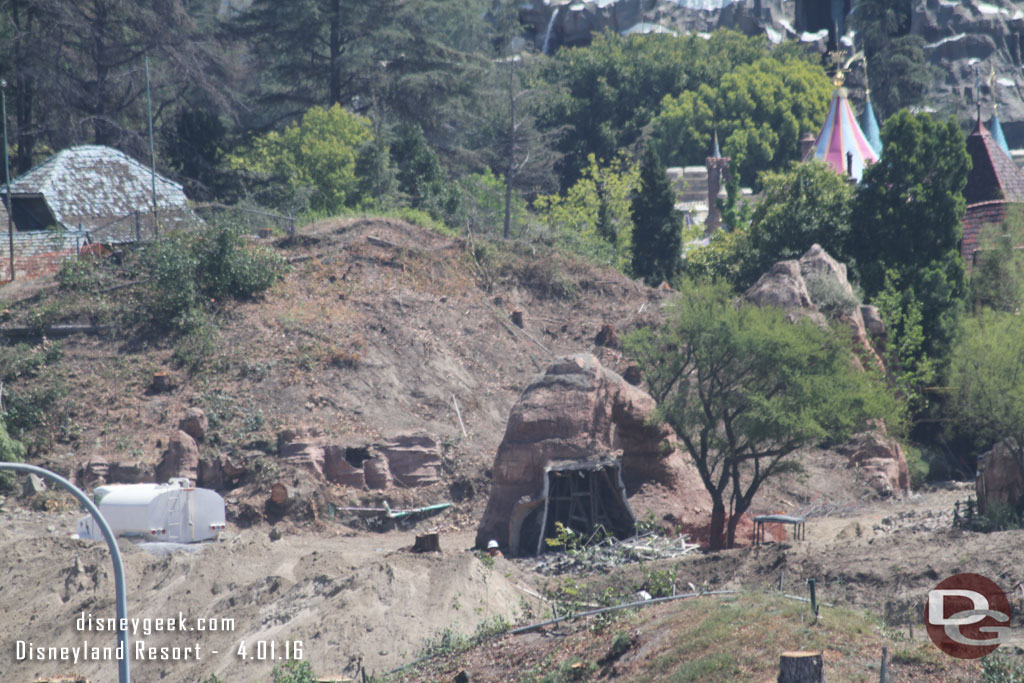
[228, 104, 372, 215]
[970, 206, 1024, 313]
[631, 145, 681, 285]
[537, 29, 768, 189]
[140, 223, 286, 332]
[948, 309, 1024, 493]
[850, 110, 969, 359]
[534, 154, 638, 270]
[271, 659, 316, 683]
[739, 160, 854, 287]
[651, 55, 832, 186]
[0, 414, 26, 493]
[390, 122, 459, 221]
[455, 169, 525, 237]
[681, 228, 747, 286]
[803, 271, 861, 317]
[983, 655, 1024, 682]
[56, 258, 104, 292]
[417, 616, 510, 660]
[625, 280, 901, 549]
[872, 270, 936, 419]
[903, 445, 930, 489]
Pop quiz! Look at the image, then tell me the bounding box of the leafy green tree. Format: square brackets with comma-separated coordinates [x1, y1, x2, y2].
[536, 30, 768, 189]
[849, 110, 970, 359]
[630, 146, 681, 285]
[228, 104, 372, 215]
[390, 122, 455, 219]
[651, 55, 833, 186]
[533, 154, 638, 271]
[872, 270, 936, 419]
[681, 227, 747, 286]
[948, 309, 1024, 508]
[739, 160, 854, 287]
[625, 281, 900, 550]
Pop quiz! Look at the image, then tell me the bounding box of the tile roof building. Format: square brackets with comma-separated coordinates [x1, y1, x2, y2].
[1, 145, 195, 243]
[960, 111, 1024, 271]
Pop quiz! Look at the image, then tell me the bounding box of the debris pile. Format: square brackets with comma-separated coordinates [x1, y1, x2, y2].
[525, 530, 701, 576]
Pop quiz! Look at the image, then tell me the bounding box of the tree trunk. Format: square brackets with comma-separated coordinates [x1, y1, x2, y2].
[778, 651, 825, 682]
[708, 501, 726, 551]
[329, 0, 342, 105]
[503, 55, 515, 240]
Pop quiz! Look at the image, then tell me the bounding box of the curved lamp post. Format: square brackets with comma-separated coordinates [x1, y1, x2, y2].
[0, 462, 131, 683]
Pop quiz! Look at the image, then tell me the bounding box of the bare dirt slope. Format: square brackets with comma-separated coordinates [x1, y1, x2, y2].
[0, 217, 1019, 682]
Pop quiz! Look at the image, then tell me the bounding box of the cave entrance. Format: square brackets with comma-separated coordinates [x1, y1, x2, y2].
[345, 446, 371, 469]
[524, 459, 636, 556]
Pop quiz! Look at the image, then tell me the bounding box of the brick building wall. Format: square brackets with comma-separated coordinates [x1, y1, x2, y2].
[0, 230, 89, 282]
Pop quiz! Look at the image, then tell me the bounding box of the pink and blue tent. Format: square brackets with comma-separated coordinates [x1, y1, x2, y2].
[804, 89, 879, 182]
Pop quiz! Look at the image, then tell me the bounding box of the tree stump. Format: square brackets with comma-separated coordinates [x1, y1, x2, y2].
[778, 651, 825, 682]
[411, 532, 440, 553]
[510, 310, 524, 328]
[151, 371, 172, 393]
[270, 483, 288, 506]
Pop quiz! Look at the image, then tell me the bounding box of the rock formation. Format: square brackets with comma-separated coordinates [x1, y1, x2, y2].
[977, 439, 1024, 515]
[744, 244, 884, 369]
[275, 427, 441, 490]
[475, 354, 710, 552]
[154, 430, 200, 483]
[838, 428, 911, 499]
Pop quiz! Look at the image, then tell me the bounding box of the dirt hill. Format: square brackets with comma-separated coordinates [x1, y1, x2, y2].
[1, 217, 1020, 682]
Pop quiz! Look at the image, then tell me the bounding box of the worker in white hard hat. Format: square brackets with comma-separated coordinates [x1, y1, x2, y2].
[486, 539, 503, 558]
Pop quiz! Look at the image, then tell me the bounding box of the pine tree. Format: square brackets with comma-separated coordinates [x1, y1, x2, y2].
[630, 145, 681, 285]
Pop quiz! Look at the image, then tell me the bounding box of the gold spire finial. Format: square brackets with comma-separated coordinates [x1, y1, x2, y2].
[828, 49, 847, 88]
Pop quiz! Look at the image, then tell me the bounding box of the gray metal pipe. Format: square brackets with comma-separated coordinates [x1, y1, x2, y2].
[0, 462, 131, 683]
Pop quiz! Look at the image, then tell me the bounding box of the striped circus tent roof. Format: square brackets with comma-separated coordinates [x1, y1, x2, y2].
[804, 88, 879, 182]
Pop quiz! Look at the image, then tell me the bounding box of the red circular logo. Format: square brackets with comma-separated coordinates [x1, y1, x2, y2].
[926, 573, 1011, 659]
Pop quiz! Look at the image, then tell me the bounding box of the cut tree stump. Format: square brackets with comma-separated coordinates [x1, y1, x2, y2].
[151, 371, 172, 393]
[778, 651, 825, 682]
[411, 532, 441, 553]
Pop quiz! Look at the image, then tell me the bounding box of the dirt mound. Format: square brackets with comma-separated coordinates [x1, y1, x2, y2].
[0, 507, 539, 681]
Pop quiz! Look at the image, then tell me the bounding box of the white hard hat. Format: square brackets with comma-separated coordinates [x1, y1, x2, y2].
[487, 539, 499, 549]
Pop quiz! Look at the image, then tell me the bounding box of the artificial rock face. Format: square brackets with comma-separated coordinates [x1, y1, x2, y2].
[745, 245, 909, 497]
[475, 354, 710, 551]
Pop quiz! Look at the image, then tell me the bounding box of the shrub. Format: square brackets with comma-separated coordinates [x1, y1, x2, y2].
[140, 224, 286, 331]
[0, 415, 26, 493]
[803, 270, 860, 317]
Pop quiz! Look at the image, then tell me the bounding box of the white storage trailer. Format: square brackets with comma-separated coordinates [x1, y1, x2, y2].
[76, 478, 226, 543]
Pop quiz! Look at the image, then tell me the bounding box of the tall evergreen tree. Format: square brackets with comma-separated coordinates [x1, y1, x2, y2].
[630, 145, 681, 285]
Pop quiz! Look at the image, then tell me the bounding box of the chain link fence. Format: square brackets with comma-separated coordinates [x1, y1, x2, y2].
[0, 204, 296, 283]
